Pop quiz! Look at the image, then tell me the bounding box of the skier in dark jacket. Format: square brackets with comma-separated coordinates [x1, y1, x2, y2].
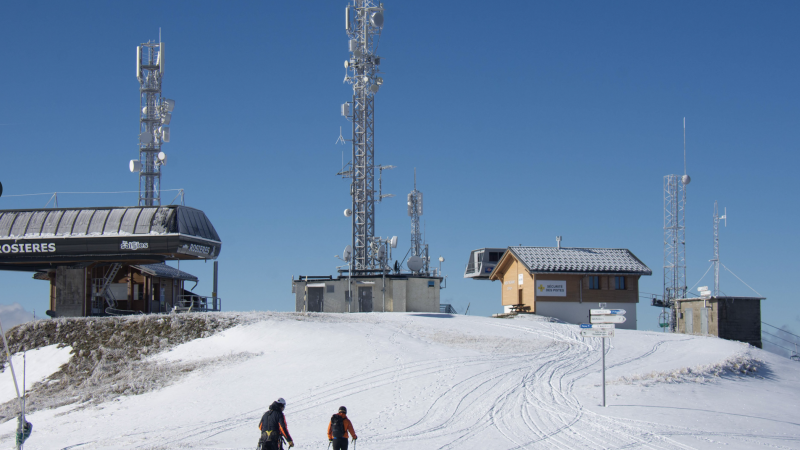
[328, 406, 357, 450]
[258, 398, 294, 449]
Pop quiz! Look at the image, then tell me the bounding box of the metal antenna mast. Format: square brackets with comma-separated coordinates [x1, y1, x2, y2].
[711, 201, 726, 296]
[408, 169, 422, 258]
[132, 38, 174, 206]
[662, 118, 691, 332]
[340, 1, 385, 273]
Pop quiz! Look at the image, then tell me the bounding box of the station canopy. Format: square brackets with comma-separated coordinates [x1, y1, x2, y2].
[0, 205, 221, 271]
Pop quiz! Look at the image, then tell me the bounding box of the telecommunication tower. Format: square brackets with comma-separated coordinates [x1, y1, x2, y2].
[339, 1, 385, 273]
[130, 39, 175, 206]
[407, 169, 429, 273]
[711, 201, 727, 296]
[662, 118, 691, 331]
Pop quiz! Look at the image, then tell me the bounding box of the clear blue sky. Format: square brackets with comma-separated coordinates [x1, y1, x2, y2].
[0, 2, 797, 340]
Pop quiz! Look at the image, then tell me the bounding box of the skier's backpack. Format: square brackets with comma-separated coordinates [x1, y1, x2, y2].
[330, 414, 346, 439]
[259, 410, 282, 442]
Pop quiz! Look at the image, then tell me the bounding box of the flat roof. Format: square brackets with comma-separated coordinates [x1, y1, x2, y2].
[677, 296, 765, 301]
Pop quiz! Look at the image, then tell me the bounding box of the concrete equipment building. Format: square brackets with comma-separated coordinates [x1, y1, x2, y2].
[293, 274, 440, 313]
[485, 244, 652, 329]
[675, 296, 764, 348]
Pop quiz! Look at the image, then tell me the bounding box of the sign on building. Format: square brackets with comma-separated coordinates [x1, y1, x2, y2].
[535, 280, 566, 297]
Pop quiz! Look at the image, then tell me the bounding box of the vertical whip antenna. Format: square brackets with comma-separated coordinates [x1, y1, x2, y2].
[683, 117, 687, 175]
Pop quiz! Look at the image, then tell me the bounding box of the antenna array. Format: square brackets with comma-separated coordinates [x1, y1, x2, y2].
[339, 1, 386, 273]
[131, 39, 175, 206]
[662, 119, 691, 331]
[711, 201, 726, 296]
[407, 169, 429, 273]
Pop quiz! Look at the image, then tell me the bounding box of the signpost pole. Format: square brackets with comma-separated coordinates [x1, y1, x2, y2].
[602, 337, 606, 407]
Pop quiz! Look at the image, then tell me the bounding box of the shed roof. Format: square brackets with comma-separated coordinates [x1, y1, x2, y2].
[492, 246, 652, 278]
[134, 263, 198, 282]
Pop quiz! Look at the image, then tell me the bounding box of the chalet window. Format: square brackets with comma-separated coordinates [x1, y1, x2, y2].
[327, 284, 335, 293]
[588, 276, 599, 290]
[488, 252, 503, 262]
[615, 276, 626, 290]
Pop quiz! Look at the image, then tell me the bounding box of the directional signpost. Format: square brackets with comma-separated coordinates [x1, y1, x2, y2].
[582, 304, 627, 407]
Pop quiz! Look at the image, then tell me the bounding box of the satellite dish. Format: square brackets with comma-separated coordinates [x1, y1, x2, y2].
[439, 256, 444, 262]
[344, 60, 349, 69]
[139, 131, 153, 144]
[370, 11, 384, 27]
[344, 208, 352, 217]
[407, 256, 424, 272]
[129, 160, 142, 173]
[390, 236, 397, 248]
[158, 151, 167, 162]
[162, 99, 175, 112]
[161, 113, 172, 125]
[141, 106, 149, 115]
[370, 84, 379, 93]
[682, 174, 691, 185]
[343, 245, 352, 261]
[376, 77, 383, 86]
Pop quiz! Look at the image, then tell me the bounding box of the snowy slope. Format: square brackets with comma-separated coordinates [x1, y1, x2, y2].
[0, 345, 72, 405]
[1, 312, 798, 449]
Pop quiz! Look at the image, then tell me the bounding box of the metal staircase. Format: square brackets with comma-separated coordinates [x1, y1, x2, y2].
[90, 263, 122, 315]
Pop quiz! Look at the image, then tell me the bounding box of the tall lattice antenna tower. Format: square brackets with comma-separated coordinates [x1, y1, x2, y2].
[662, 118, 691, 331]
[711, 201, 727, 296]
[131, 38, 175, 206]
[339, 1, 385, 273]
[408, 169, 422, 258]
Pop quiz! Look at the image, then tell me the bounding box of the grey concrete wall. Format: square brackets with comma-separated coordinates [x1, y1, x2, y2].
[55, 267, 86, 317]
[535, 301, 637, 330]
[406, 278, 439, 313]
[393, 279, 406, 312]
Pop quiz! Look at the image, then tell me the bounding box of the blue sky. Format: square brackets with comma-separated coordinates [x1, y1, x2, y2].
[0, 1, 797, 342]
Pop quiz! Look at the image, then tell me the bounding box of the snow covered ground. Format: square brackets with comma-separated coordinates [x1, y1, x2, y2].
[0, 344, 72, 405]
[1, 312, 798, 449]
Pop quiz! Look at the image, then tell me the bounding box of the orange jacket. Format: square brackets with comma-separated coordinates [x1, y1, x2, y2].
[327, 412, 357, 440]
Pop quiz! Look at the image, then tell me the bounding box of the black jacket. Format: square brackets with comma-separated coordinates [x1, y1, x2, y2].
[259, 402, 293, 443]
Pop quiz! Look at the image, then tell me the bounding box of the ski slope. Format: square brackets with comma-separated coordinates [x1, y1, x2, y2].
[1, 312, 798, 449]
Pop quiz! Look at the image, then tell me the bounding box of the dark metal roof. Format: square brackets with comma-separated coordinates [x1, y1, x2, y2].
[504, 246, 652, 275]
[134, 263, 198, 281]
[0, 205, 220, 243]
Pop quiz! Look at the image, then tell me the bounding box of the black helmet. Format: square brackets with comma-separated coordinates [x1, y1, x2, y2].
[338, 406, 347, 414]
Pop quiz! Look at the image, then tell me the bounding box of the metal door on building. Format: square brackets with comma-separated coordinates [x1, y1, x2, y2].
[685, 308, 694, 334]
[308, 287, 324, 312]
[701, 308, 709, 335]
[359, 287, 373, 313]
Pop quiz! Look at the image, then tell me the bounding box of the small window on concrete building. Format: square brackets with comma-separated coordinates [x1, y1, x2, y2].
[588, 276, 600, 290]
[327, 284, 335, 293]
[428, 281, 435, 287]
[615, 276, 625, 290]
[488, 252, 502, 262]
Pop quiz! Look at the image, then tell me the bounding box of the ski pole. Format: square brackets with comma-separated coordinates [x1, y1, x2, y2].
[327, 441, 331, 450]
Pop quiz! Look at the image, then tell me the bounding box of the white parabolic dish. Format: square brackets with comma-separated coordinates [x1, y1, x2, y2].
[407, 255, 424, 272]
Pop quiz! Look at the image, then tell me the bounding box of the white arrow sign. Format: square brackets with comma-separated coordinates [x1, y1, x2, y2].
[581, 323, 615, 329]
[581, 328, 615, 338]
[591, 315, 627, 324]
[591, 309, 626, 315]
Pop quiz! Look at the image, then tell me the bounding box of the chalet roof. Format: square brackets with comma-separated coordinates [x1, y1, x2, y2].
[0, 206, 220, 243]
[500, 246, 652, 275]
[134, 263, 198, 282]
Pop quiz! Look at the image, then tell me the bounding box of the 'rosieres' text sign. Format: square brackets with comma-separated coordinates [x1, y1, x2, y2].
[0, 243, 56, 254]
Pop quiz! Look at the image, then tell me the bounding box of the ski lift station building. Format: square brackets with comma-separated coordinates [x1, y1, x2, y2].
[467, 244, 652, 329]
[0, 205, 222, 317]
